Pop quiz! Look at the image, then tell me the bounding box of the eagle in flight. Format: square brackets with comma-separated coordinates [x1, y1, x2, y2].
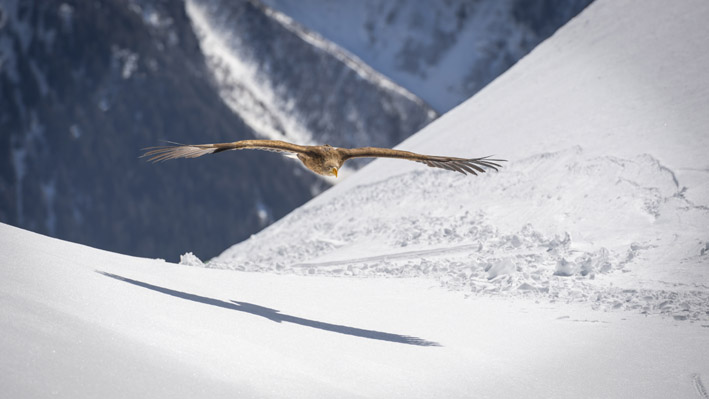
[142, 140, 504, 177]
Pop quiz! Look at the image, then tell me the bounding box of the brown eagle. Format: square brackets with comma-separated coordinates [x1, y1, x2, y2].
[142, 140, 504, 177]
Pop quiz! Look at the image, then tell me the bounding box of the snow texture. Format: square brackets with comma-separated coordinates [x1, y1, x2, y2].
[2, 222, 708, 398]
[216, 149, 709, 321]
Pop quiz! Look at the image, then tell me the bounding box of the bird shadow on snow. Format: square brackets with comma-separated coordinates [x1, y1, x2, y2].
[97, 271, 441, 347]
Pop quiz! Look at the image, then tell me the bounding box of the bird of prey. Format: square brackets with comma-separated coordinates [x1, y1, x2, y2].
[142, 140, 504, 177]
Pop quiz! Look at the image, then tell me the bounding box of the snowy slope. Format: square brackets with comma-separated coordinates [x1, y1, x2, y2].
[216, 0, 709, 322]
[2, 223, 709, 398]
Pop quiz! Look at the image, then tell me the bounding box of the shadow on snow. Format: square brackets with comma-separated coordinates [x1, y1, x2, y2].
[97, 271, 441, 347]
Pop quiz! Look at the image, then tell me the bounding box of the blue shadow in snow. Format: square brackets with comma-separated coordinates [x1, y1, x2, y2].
[97, 271, 441, 347]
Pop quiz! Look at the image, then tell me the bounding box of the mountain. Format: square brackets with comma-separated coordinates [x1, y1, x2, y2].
[0, 0, 434, 260]
[261, 0, 594, 111]
[185, 0, 436, 149]
[1, 0, 708, 396]
[215, 0, 709, 320]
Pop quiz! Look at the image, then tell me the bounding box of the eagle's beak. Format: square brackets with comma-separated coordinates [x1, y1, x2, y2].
[331, 167, 338, 178]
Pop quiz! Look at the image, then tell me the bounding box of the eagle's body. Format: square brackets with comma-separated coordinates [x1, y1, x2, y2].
[142, 139, 504, 177]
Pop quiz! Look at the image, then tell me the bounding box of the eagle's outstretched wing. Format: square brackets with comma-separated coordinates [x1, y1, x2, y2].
[141, 140, 310, 162]
[340, 147, 505, 175]
[142, 139, 505, 177]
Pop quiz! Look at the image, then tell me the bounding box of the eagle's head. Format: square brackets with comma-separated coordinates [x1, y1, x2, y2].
[323, 162, 339, 177]
[297, 147, 341, 178]
[321, 145, 340, 177]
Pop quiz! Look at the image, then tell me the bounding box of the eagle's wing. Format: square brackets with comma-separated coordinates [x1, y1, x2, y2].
[141, 140, 310, 162]
[340, 147, 505, 175]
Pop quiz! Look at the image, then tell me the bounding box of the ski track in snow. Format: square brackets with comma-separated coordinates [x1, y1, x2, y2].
[212, 146, 709, 322]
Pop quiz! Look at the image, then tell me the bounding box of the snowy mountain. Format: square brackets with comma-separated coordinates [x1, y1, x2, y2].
[261, 0, 593, 111]
[216, 0, 709, 321]
[0, 0, 433, 260]
[185, 0, 436, 148]
[2, 0, 709, 397]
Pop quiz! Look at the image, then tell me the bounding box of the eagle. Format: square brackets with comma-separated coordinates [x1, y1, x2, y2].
[142, 140, 504, 177]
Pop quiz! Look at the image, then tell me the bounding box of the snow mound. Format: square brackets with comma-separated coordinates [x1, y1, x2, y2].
[179, 252, 205, 267]
[216, 147, 709, 320]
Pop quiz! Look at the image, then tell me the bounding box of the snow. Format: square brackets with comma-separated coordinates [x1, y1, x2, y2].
[217, 149, 709, 320]
[2, 223, 708, 398]
[2, 0, 709, 397]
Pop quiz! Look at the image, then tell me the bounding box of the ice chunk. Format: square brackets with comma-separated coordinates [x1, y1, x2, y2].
[487, 258, 516, 280]
[179, 252, 205, 267]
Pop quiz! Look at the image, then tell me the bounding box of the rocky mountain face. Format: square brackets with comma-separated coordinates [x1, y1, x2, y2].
[0, 0, 434, 260]
[186, 0, 436, 149]
[262, 0, 594, 111]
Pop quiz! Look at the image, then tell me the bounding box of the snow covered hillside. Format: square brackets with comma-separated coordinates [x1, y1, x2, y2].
[2, 221, 708, 398]
[216, 0, 709, 322]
